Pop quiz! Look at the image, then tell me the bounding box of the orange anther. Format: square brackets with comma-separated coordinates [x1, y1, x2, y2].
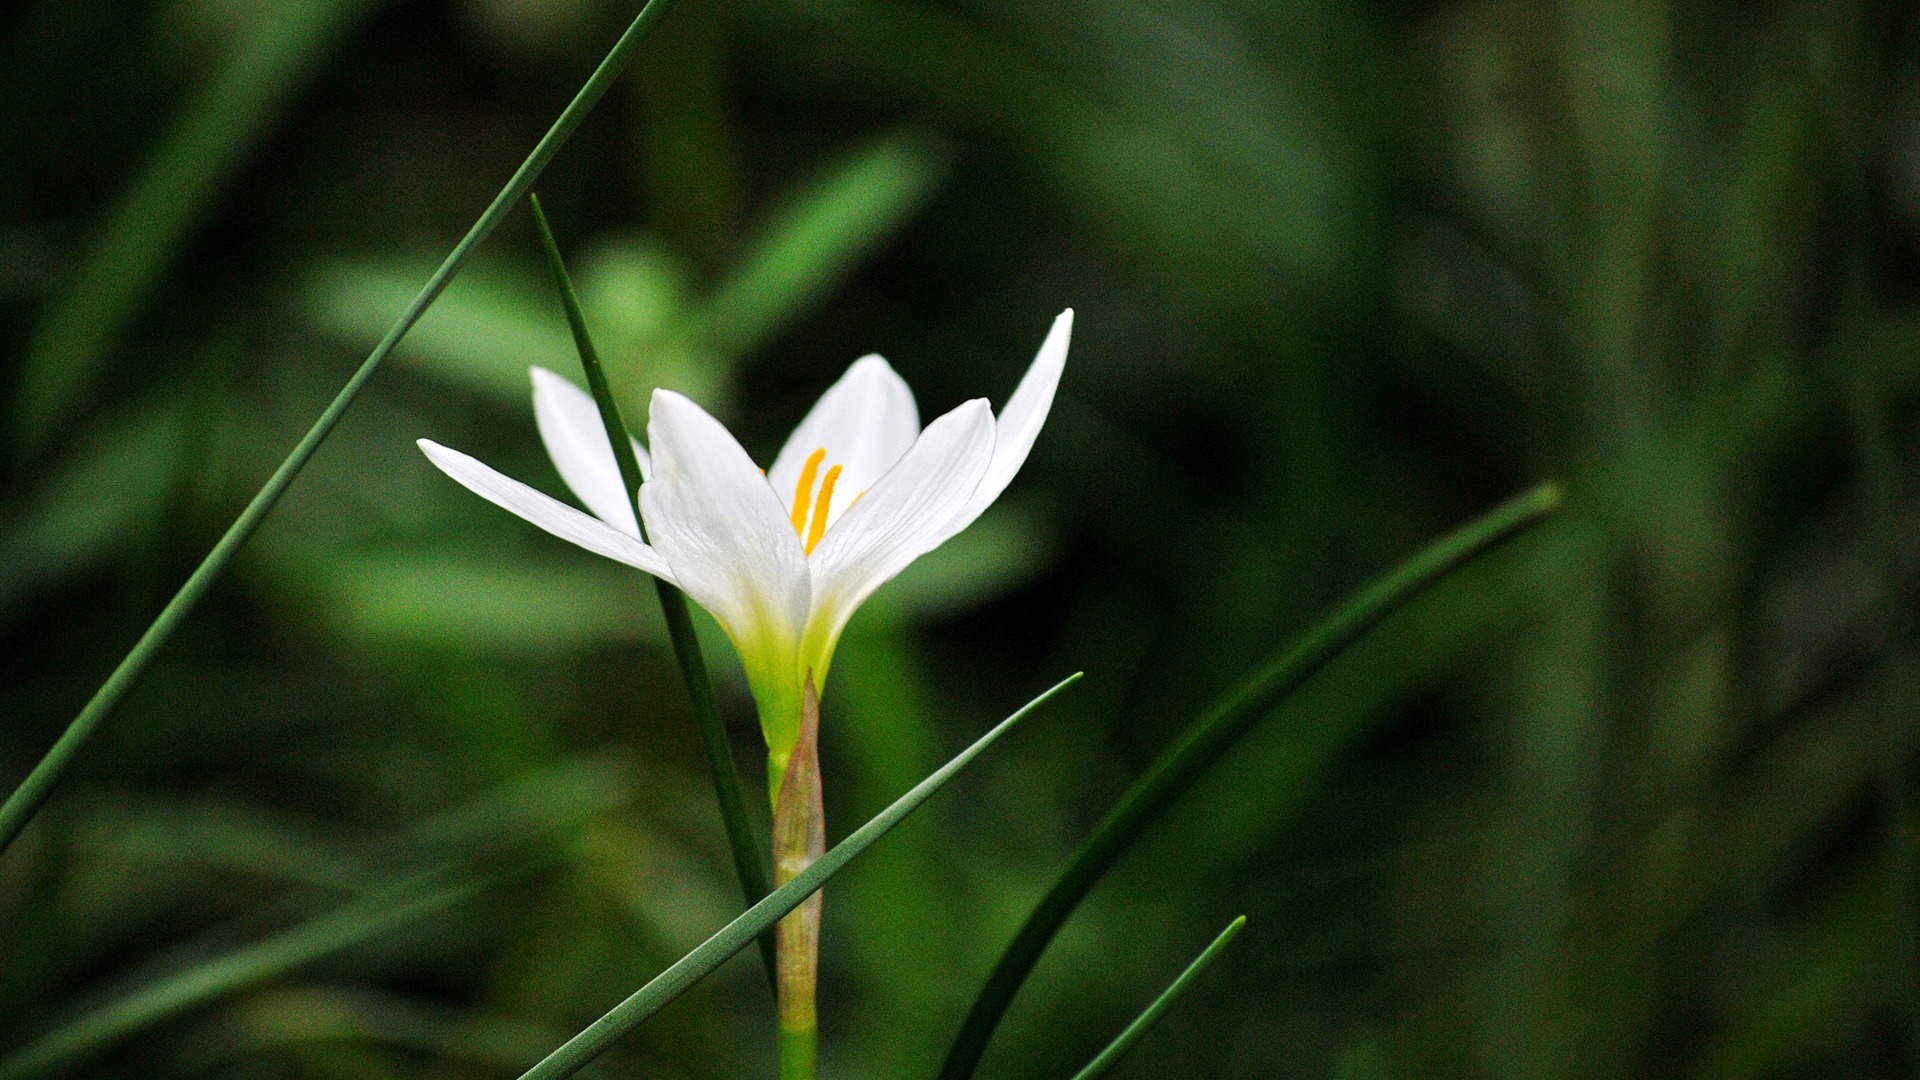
[805, 465, 843, 554]
[790, 448, 825, 537]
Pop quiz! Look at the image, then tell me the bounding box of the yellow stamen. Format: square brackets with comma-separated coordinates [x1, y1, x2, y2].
[805, 465, 842, 554]
[790, 448, 825, 536]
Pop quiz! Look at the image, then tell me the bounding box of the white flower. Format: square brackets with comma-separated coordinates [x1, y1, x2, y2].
[418, 310, 1072, 784]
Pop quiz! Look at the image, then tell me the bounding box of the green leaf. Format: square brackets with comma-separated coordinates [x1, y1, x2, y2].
[303, 547, 652, 653]
[702, 133, 943, 357]
[12, 0, 380, 453]
[0, 0, 686, 859]
[938, 482, 1564, 1080]
[306, 256, 578, 404]
[529, 194, 776, 991]
[872, 505, 1056, 620]
[196, 987, 623, 1079]
[0, 873, 494, 1080]
[513, 672, 1082, 1080]
[0, 399, 191, 619]
[1069, 916, 1245, 1080]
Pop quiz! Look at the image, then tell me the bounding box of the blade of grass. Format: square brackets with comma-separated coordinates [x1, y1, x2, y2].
[1068, 916, 1244, 1080]
[0, 872, 495, 1080]
[514, 672, 1082, 1080]
[529, 194, 775, 991]
[702, 133, 942, 357]
[938, 482, 1564, 1080]
[12, 0, 380, 454]
[0, 0, 683, 859]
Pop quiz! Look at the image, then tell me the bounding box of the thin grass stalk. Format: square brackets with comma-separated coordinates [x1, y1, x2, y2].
[938, 481, 1563, 1080]
[1068, 916, 1244, 1080]
[514, 673, 1081, 1080]
[528, 195, 776, 988]
[0, 0, 683, 859]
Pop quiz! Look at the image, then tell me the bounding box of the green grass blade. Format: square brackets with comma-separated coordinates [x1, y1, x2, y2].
[1068, 916, 1244, 1080]
[0, 0, 683, 860]
[528, 194, 776, 991]
[0, 873, 493, 1080]
[702, 134, 942, 357]
[938, 482, 1564, 1080]
[12, 0, 379, 454]
[514, 672, 1082, 1080]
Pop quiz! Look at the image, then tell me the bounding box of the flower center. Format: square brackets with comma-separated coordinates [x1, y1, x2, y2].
[789, 447, 843, 555]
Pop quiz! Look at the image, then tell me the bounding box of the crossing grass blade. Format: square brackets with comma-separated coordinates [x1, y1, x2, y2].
[0, 0, 684, 860]
[0, 873, 495, 1080]
[529, 194, 776, 991]
[513, 672, 1082, 1080]
[1068, 916, 1245, 1080]
[938, 482, 1564, 1080]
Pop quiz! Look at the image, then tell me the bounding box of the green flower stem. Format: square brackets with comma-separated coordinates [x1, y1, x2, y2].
[1068, 916, 1245, 1080]
[778, 1030, 818, 1080]
[772, 678, 825, 1080]
[514, 673, 1081, 1080]
[529, 195, 776, 990]
[0, 0, 682, 860]
[938, 482, 1564, 1080]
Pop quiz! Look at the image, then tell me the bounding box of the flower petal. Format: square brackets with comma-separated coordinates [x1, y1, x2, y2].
[418, 439, 677, 581]
[767, 354, 920, 533]
[531, 366, 651, 535]
[640, 390, 812, 667]
[803, 398, 995, 675]
[938, 308, 1071, 542]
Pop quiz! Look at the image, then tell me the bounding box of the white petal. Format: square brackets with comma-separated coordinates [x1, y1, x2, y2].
[767, 355, 920, 534]
[803, 398, 995, 667]
[418, 439, 677, 581]
[641, 391, 812, 662]
[938, 309, 1071, 542]
[531, 366, 651, 536]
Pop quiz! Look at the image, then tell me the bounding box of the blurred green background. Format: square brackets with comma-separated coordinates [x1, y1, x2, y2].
[3, 1, 1918, 1076]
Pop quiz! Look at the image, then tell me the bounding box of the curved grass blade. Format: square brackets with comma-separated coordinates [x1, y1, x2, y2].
[1069, 916, 1244, 1080]
[0, 873, 494, 1080]
[12, 0, 380, 454]
[514, 672, 1082, 1080]
[0, 0, 684, 859]
[938, 482, 1564, 1080]
[529, 195, 775, 991]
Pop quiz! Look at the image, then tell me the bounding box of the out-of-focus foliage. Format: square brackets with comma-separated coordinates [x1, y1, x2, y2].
[1, 1, 1916, 1078]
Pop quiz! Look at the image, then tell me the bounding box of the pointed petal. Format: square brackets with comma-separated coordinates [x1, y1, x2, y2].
[531, 366, 651, 535]
[768, 355, 920, 532]
[939, 309, 1071, 541]
[418, 439, 677, 581]
[641, 390, 811, 673]
[803, 398, 995, 672]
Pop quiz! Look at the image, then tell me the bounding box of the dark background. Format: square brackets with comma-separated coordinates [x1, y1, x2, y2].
[3, 1, 1918, 1077]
